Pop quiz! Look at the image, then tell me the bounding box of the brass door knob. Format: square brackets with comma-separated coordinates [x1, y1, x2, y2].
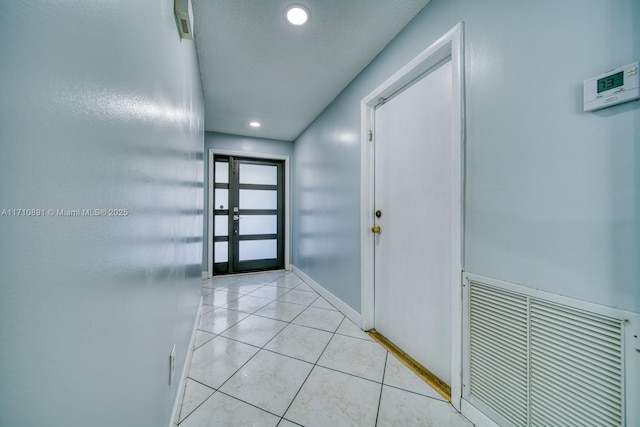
[371, 225, 381, 234]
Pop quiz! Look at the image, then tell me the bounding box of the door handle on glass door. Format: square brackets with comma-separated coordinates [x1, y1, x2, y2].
[371, 226, 381, 234]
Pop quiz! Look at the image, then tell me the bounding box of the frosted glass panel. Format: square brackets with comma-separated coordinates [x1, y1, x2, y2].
[214, 241, 228, 263]
[239, 239, 277, 261]
[214, 162, 229, 184]
[240, 190, 277, 210]
[240, 215, 277, 235]
[239, 164, 277, 185]
[214, 189, 228, 210]
[214, 215, 228, 236]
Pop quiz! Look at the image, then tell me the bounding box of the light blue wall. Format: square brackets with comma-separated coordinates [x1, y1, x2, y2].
[0, 2, 204, 426]
[293, 105, 363, 310]
[293, 0, 640, 313]
[203, 132, 293, 270]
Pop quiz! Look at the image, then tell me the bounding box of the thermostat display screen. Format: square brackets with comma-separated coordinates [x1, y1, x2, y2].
[597, 71, 623, 93]
[584, 61, 639, 111]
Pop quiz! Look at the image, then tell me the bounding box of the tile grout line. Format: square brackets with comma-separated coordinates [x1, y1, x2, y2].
[176, 379, 215, 424]
[181, 293, 290, 423]
[216, 278, 318, 419]
[196, 308, 251, 336]
[374, 352, 389, 427]
[277, 312, 344, 424]
[220, 294, 388, 383]
[191, 332, 216, 351]
[367, 330, 452, 402]
[184, 295, 277, 416]
[220, 285, 317, 312]
[236, 287, 337, 424]
[216, 288, 318, 333]
[184, 273, 319, 424]
[210, 273, 456, 418]
[185, 271, 383, 425]
[214, 389, 284, 420]
[383, 382, 450, 402]
[180, 313, 268, 424]
[274, 314, 393, 422]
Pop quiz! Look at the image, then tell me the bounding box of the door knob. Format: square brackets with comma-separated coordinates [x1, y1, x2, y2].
[371, 225, 381, 234]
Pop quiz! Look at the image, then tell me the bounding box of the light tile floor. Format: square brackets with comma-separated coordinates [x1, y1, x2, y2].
[179, 270, 473, 427]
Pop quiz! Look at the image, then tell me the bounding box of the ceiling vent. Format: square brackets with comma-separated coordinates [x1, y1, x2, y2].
[174, 0, 193, 40]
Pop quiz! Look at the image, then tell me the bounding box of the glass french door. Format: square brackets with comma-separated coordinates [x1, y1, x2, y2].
[212, 156, 284, 274]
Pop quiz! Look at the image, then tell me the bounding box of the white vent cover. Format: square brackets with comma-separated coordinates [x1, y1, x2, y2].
[468, 284, 528, 426]
[174, 0, 193, 40]
[464, 276, 628, 427]
[529, 300, 623, 426]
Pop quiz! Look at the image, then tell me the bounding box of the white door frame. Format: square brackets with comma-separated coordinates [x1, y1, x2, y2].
[359, 22, 465, 409]
[207, 149, 291, 278]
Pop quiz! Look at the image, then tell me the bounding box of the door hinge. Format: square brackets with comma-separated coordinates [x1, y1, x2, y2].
[368, 130, 373, 141]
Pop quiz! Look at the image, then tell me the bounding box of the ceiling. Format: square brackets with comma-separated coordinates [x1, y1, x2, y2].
[192, 0, 430, 141]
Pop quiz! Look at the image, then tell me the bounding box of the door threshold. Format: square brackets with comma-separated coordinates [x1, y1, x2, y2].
[213, 268, 287, 277]
[366, 329, 451, 402]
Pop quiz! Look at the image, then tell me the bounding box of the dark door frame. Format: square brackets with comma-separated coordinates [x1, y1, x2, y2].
[206, 149, 290, 277]
[213, 156, 284, 274]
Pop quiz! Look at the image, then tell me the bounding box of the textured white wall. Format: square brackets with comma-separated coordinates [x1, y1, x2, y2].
[0, 1, 204, 426]
[293, 0, 640, 313]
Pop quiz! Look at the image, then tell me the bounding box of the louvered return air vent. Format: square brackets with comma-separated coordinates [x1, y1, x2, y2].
[469, 284, 529, 426]
[464, 275, 628, 427]
[529, 300, 623, 427]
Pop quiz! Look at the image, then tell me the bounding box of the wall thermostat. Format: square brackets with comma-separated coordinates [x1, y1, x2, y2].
[583, 61, 639, 111]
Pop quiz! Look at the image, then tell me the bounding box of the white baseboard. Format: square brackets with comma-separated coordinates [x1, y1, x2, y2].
[461, 399, 500, 427]
[201, 271, 209, 279]
[169, 297, 203, 427]
[290, 265, 361, 326]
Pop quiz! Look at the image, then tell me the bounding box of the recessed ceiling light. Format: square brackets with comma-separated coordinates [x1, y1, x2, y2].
[249, 121, 261, 128]
[285, 4, 309, 26]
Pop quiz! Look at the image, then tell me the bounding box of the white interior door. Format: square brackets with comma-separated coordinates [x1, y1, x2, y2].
[373, 60, 453, 385]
